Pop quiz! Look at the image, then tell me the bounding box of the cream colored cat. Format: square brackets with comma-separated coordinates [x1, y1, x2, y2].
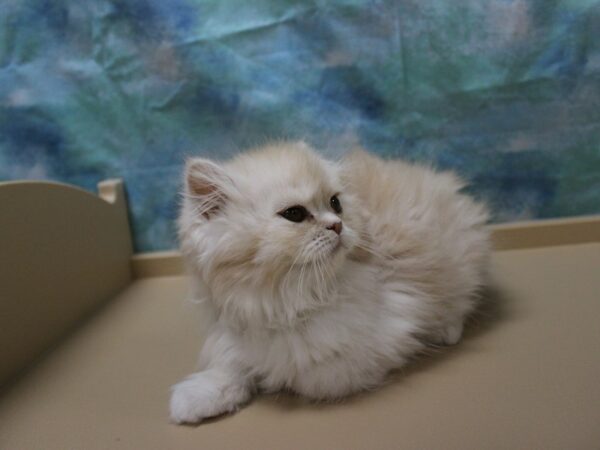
[170, 141, 490, 424]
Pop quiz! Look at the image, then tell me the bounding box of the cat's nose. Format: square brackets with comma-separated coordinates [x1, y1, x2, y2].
[326, 221, 343, 235]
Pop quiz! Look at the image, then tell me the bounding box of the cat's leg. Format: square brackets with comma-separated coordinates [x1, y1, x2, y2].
[429, 314, 465, 346]
[437, 321, 464, 345]
[170, 326, 252, 424]
[169, 366, 251, 424]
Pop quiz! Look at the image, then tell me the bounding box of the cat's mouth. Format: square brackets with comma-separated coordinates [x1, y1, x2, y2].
[304, 236, 345, 264]
[331, 239, 342, 253]
[325, 238, 347, 259]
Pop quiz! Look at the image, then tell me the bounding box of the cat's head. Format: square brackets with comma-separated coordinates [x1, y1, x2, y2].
[179, 142, 363, 320]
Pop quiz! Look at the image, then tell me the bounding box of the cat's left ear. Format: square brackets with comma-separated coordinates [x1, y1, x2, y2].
[185, 158, 234, 219]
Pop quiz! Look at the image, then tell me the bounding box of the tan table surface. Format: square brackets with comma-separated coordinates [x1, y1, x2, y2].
[1, 243, 599, 450]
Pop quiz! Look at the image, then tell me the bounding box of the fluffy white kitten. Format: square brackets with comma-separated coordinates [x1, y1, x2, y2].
[170, 141, 490, 424]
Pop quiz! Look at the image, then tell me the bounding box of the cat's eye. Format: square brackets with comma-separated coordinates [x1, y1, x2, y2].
[279, 205, 309, 223]
[330, 195, 342, 214]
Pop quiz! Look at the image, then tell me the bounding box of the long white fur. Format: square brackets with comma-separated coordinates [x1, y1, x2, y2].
[170, 141, 490, 424]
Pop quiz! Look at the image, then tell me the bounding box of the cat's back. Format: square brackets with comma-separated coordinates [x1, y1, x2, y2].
[341, 149, 489, 290]
[342, 149, 484, 229]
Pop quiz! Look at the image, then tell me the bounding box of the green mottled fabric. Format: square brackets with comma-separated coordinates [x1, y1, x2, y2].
[1, 0, 599, 251]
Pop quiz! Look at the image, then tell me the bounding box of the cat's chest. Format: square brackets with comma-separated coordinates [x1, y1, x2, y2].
[236, 302, 373, 375]
[229, 262, 386, 376]
[240, 328, 323, 372]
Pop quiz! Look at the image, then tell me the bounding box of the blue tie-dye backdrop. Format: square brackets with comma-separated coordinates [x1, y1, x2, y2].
[1, 0, 599, 251]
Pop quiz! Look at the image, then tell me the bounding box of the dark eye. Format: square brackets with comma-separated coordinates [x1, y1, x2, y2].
[330, 195, 342, 214]
[279, 205, 309, 223]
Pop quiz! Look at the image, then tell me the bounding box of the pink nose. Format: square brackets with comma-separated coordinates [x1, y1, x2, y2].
[326, 221, 343, 235]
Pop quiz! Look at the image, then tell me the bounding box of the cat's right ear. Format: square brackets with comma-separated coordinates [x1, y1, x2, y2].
[185, 158, 233, 219]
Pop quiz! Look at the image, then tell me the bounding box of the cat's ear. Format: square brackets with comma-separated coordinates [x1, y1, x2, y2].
[185, 158, 233, 219]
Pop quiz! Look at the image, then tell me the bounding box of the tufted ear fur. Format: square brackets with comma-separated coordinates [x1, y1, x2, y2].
[185, 158, 233, 219]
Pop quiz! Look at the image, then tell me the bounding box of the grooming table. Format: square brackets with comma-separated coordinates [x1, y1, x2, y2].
[1, 180, 599, 449]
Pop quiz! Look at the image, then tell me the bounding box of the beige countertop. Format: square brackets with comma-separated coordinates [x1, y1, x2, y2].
[1, 242, 599, 450]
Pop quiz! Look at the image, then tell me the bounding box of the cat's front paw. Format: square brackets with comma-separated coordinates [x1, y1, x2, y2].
[169, 377, 213, 424]
[170, 371, 250, 424]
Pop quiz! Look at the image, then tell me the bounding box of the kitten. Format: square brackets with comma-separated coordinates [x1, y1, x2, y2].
[170, 141, 490, 424]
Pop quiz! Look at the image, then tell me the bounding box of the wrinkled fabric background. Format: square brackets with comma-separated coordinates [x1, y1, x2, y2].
[1, 0, 599, 251]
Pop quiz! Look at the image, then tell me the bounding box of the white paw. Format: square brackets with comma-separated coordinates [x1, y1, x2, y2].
[440, 322, 463, 346]
[169, 371, 249, 424]
[430, 322, 464, 346]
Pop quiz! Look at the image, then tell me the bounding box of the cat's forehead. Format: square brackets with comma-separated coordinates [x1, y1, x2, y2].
[267, 175, 335, 207]
[228, 145, 340, 203]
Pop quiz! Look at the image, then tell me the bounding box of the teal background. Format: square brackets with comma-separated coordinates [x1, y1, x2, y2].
[1, 0, 599, 251]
